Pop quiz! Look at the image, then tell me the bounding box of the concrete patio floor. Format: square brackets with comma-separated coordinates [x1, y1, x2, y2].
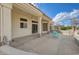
[11, 33, 79, 55]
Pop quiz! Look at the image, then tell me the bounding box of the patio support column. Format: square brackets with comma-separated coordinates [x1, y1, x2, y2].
[0, 5, 2, 42]
[38, 16, 42, 37]
[0, 4, 12, 44]
[48, 21, 51, 33]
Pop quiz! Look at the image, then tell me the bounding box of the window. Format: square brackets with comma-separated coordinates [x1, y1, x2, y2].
[43, 23, 48, 31]
[20, 18, 27, 21]
[20, 18, 27, 28]
[32, 21, 38, 23]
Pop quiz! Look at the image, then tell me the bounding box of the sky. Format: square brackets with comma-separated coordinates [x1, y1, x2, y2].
[34, 3, 79, 26]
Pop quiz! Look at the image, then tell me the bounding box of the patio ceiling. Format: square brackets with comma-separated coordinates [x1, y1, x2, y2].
[13, 3, 42, 17]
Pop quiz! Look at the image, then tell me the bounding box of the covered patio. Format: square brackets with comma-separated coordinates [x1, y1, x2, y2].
[0, 3, 51, 45]
[11, 33, 79, 55]
[0, 3, 79, 55]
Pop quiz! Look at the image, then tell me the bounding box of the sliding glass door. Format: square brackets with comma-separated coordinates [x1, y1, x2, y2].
[32, 24, 38, 33]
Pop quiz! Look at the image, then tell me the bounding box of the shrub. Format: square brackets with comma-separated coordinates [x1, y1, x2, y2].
[60, 26, 72, 30]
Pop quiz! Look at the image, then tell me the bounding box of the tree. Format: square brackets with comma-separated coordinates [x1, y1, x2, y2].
[71, 17, 78, 35]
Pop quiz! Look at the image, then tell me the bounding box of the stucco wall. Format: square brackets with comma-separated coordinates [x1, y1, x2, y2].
[0, 6, 1, 36]
[12, 8, 39, 39]
[0, 4, 12, 42]
[1, 6, 12, 41]
[12, 7, 50, 39]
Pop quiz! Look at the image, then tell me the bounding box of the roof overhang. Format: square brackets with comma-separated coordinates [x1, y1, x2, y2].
[42, 15, 51, 21]
[13, 3, 52, 21]
[13, 3, 42, 17]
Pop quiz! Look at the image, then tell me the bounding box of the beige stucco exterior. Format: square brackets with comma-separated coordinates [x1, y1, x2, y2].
[12, 7, 33, 38]
[0, 3, 52, 44]
[0, 4, 12, 43]
[0, 5, 1, 37]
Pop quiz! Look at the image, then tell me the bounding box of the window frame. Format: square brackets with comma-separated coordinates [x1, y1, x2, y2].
[20, 18, 27, 28]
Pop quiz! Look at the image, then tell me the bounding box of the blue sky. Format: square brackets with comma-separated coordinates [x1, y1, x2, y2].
[34, 3, 79, 26]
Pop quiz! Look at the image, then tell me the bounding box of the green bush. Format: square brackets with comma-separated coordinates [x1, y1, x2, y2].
[77, 27, 79, 30]
[60, 26, 72, 30]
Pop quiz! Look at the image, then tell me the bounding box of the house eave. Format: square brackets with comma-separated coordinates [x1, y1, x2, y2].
[29, 3, 52, 21]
